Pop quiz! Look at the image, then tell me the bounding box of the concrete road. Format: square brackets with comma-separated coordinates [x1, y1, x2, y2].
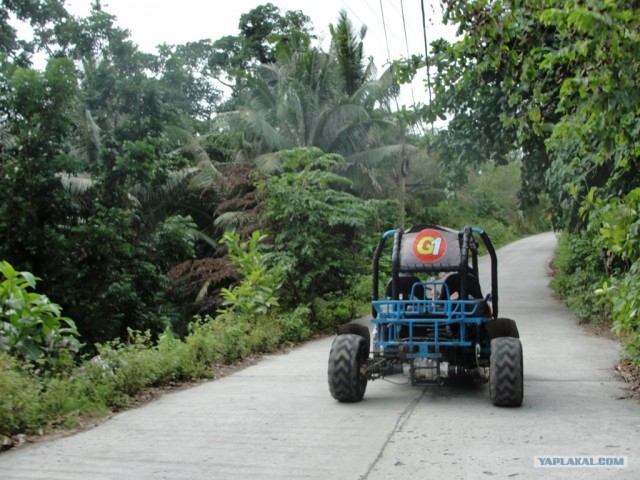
[1, 232, 639, 479]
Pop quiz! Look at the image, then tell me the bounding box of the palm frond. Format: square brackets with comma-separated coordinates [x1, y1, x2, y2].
[254, 152, 284, 175]
[168, 134, 213, 165]
[330, 9, 367, 96]
[351, 65, 398, 109]
[126, 192, 142, 209]
[237, 108, 287, 151]
[281, 86, 307, 146]
[56, 172, 96, 218]
[56, 172, 95, 194]
[191, 229, 219, 249]
[213, 210, 251, 229]
[346, 144, 424, 169]
[327, 118, 395, 156]
[132, 167, 198, 207]
[311, 103, 370, 151]
[335, 161, 383, 195]
[247, 74, 277, 117]
[189, 158, 221, 191]
[163, 125, 193, 147]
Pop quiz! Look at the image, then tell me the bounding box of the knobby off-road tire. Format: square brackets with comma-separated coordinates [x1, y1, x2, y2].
[328, 334, 368, 402]
[489, 336, 523, 407]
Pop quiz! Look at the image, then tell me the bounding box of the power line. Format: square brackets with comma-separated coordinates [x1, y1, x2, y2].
[339, 1, 368, 29]
[400, 0, 416, 107]
[421, 0, 434, 133]
[360, 0, 381, 19]
[379, 0, 392, 64]
[378, 0, 400, 111]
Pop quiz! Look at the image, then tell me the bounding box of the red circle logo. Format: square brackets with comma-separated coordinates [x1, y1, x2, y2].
[412, 229, 447, 263]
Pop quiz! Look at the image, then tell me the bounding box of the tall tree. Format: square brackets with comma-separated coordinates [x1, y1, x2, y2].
[329, 9, 367, 97]
[427, 0, 638, 229]
[426, 0, 560, 205]
[212, 10, 421, 201]
[209, 2, 313, 110]
[0, 0, 68, 66]
[0, 2, 210, 345]
[0, 57, 78, 276]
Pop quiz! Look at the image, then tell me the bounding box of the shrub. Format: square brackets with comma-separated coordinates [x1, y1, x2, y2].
[0, 261, 80, 366]
[217, 230, 284, 320]
[549, 233, 611, 325]
[278, 306, 312, 343]
[258, 148, 380, 305]
[600, 263, 640, 361]
[0, 353, 43, 434]
[590, 188, 640, 361]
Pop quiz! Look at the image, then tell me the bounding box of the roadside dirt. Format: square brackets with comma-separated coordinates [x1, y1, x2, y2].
[614, 359, 640, 400]
[577, 320, 640, 400]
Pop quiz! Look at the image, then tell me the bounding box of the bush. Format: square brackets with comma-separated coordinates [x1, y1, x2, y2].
[0, 353, 43, 434]
[0, 293, 355, 439]
[0, 228, 365, 439]
[258, 148, 381, 305]
[0, 261, 80, 367]
[217, 230, 284, 319]
[549, 233, 611, 325]
[600, 263, 640, 361]
[311, 275, 372, 331]
[589, 188, 640, 362]
[278, 306, 312, 343]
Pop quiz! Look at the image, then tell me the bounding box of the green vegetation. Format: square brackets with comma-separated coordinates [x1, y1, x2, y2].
[1, 234, 313, 436]
[418, 0, 639, 362]
[18, 0, 640, 441]
[416, 162, 550, 248]
[259, 148, 390, 306]
[0, 261, 80, 366]
[550, 234, 611, 326]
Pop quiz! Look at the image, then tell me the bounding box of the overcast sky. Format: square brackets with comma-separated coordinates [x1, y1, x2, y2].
[63, 0, 457, 109]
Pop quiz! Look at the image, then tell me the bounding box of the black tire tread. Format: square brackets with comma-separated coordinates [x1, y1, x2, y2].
[489, 337, 523, 407]
[328, 334, 368, 402]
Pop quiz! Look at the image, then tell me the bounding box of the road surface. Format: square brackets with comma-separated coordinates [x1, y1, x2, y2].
[1, 232, 638, 479]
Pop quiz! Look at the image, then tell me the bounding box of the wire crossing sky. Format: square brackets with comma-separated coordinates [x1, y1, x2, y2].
[64, 0, 456, 109]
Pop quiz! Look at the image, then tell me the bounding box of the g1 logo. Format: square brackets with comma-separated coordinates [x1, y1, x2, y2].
[412, 229, 447, 263]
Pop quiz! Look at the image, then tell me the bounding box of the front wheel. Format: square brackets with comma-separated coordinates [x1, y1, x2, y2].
[489, 337, 523, 407]
[328, 334, 368, 402]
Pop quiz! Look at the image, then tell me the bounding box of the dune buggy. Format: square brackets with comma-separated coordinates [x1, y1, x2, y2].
[328, 225, 523, 407]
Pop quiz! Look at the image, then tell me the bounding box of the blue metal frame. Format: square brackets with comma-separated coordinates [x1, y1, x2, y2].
[372, 281, 486, 359]
[370, 225, 498, 364]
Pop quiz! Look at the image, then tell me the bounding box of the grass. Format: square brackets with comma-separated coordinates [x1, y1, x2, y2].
[0, 305, 314, 443]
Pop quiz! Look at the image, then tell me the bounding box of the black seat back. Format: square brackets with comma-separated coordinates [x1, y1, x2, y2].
[385, 275, 425, 300]
[439, 273, 483, 300]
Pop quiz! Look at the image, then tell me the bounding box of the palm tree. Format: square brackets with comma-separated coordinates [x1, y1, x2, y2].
[329, 9, 369, 98]
[197, 10, 441, 233]
[212, 20, 406, 188]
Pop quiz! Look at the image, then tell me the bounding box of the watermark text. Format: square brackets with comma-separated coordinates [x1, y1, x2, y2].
[534, 456, 627, 468]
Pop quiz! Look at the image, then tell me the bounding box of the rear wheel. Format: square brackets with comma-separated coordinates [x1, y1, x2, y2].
[489, 337, 523, 407]
[328, 334, 368, 402]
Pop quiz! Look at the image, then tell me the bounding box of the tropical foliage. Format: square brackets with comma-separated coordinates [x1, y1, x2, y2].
[420, 0, 640, 360]
[0, 0, 565, 440]
[0, 261, 80, 365]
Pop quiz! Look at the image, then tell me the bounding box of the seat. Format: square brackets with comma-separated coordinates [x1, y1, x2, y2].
[439, 272, 488, 316]
[385, 274, 425, 300]
[438, 273, 483, 300]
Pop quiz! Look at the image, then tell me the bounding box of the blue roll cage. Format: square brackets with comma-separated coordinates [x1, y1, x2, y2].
[370, 225, 499, 360]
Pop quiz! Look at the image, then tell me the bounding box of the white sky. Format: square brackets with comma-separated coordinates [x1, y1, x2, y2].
[63, 0, 457, 109]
